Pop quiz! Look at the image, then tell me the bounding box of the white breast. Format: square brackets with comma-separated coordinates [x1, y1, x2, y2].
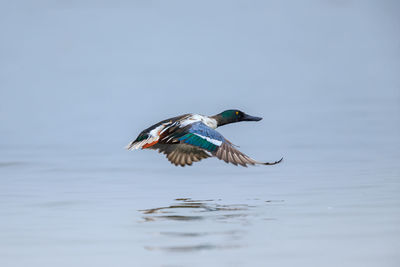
[180, 114, 218, 129]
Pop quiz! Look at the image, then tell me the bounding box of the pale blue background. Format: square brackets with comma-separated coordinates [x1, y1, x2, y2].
[1, 1, 399, 267]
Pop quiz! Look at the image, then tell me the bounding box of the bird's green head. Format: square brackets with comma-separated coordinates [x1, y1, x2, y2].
[213, 109, 262, 127]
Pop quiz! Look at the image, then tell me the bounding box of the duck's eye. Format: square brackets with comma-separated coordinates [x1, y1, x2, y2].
[236, 111, 239, 115]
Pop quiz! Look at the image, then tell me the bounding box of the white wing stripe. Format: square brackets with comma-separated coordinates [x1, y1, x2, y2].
[194, 133, 222, 146]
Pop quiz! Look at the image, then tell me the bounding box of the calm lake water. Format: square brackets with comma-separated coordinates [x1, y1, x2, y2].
[1, 93, 399, 267]
[1, 1, 399, 266]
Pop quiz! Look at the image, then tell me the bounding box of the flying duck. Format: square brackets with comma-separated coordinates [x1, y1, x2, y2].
[126, 110, 283, 167]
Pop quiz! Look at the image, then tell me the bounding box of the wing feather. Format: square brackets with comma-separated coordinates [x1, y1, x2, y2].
[213, 142, 282, 167]
[233, 153, 246, 167]
[227, 151, 237, 166]
[187, 155, 193, 166]
[151, 143, 211, 167]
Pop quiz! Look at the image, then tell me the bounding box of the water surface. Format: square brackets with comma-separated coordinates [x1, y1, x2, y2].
[0, 1, 399, 266]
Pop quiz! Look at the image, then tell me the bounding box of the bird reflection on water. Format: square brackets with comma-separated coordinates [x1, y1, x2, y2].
[138, 198, 283, 252]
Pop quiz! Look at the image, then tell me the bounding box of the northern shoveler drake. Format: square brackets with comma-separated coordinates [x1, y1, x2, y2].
[126, 110, 283, 167]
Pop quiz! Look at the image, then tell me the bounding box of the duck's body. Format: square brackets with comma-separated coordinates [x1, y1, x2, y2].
[126, 110, 282, 167]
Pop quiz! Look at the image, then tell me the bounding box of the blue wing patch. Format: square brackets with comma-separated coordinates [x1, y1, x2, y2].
[178, 122, 225, 152]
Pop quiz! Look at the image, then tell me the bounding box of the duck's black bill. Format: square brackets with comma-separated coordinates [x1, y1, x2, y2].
[242, 114, 262, 121]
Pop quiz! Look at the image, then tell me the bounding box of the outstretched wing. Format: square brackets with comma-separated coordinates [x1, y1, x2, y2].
[162, 121, 282, 167]
[151, 143, 211, 166]
[215, 142, 283, 167]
